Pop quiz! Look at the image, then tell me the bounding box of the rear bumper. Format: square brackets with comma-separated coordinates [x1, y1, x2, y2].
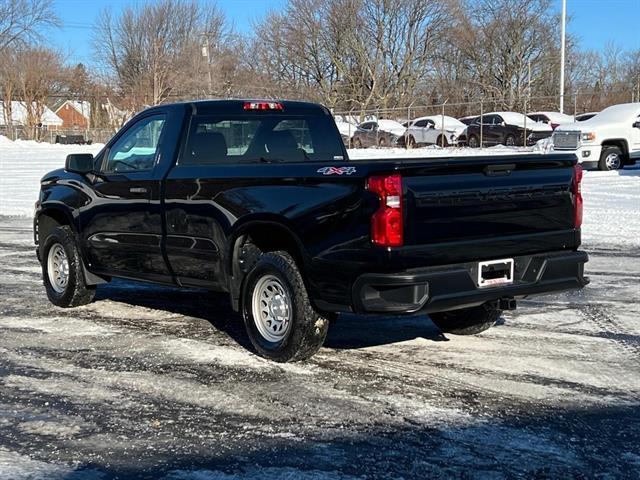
[351, 250, 588, 314]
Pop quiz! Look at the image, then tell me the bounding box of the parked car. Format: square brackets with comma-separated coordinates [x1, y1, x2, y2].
[528, 111, 575, 130]
[35, 99, 588, 362]
[404, 115, 467, 147]
[552, 102, 640, 170]
[464, 112, 552, 148]
[575, 112, 599, 122]
[351, 119, 406, 148]
[55, 134, 92, 145]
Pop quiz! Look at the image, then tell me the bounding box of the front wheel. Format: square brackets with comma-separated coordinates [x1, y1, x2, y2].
[468, 134, 480, 148]
[41, 226, 96, 307]
[599, 146, 622, 171]
[437, 135, 449, 147]
[430, 302, 501, 335]
[242, 251, 329, 362]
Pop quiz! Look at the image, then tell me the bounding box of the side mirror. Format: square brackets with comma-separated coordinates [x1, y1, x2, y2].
[65, 153, 94, 174]
[633, 121, 640, 129]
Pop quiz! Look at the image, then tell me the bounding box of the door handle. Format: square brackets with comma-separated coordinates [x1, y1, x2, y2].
[129, 186, 148, 194]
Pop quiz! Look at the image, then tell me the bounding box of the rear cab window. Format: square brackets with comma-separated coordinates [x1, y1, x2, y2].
[180, 113, 345, 165]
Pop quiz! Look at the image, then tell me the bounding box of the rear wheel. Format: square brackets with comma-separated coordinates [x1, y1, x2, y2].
[505, 134, 516, 147]
[353, 137, 363, 149]
[430, 302, 501, 335]
[378, 137, 386, 147]
[242, 251, 329, 362]
[407, 135, 416, 149]
[468, 134, 480, 148]
[598, 146, 622, 171]
[41, 226, 96, 307]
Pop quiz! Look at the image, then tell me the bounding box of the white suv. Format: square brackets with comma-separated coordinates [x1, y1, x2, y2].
[552, 103, 640, 170]
[405, 115, 467, 147]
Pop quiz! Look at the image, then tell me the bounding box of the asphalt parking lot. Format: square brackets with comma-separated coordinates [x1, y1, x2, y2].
[1, 216, 639, 479]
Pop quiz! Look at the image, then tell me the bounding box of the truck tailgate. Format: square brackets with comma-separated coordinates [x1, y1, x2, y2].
[395, 155, 579, 265]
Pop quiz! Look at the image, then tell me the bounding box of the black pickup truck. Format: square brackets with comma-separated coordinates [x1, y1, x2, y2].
[35, 100, 588, 362]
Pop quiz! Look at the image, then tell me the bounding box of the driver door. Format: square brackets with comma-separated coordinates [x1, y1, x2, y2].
[422, 119, 437, 144]
[80, 113, 172, 281]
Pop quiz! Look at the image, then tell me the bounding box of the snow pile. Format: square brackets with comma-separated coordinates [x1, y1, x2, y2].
[0, 141, 103, 216]
[581, 169, 640, 248]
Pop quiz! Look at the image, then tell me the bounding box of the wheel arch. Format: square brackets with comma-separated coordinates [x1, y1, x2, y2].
[601, 139, 629, 161]
[226, 217, 309, 311]
[36, 205, 107, 285]
[36, 206, 76, 251]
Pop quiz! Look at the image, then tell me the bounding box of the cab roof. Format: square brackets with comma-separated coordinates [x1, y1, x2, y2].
[146, 99, 331, 117]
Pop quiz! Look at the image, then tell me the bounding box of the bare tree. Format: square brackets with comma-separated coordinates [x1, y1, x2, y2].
[0, 47, 19, 126]
[252, 0, 450, 114]
[13, 46, 66, 139]
[93, 0, 231, 110]
[0, 0, 59, 53]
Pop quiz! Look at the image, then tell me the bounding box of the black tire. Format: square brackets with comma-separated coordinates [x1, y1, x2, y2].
[242, 251, 329, 362]
[598, 146, 622, 171]
[353, 137, 363, 149]
[437, 135, 449, 147]
[407, 135, 416, 149]
[468, 134, 480, 148]
[41, 226, 96, 308]
[505, 134, 516, 147]
[430, 302, 501, 335]
[378, 137, 386, 147]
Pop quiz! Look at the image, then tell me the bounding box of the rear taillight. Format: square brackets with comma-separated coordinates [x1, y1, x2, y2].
[367, 173, 403, 247]
[550, 122, 559, 130]
[243, 101, 284, 111]
[573, 164, 583, 228]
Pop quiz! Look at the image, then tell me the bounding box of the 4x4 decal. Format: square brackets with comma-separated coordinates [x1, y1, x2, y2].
[317, 166, 357, 176]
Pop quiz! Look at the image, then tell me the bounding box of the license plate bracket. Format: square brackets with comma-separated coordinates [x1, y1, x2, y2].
[477, 258, 514, 287]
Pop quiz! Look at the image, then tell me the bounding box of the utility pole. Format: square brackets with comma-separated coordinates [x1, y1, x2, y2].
[559, 0, 567, 113]
[201, 33, 213, 95]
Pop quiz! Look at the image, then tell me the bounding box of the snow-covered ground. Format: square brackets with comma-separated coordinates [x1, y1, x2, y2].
[1, 138, 638, 248]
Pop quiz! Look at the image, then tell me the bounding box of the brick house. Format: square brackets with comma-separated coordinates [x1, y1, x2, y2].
[53, 101, 91, 129]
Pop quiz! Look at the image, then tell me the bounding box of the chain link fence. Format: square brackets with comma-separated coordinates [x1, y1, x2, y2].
[0, 126, 117, 145]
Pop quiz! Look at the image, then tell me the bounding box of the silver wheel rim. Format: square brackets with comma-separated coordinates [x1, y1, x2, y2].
[47, 243, 69, 293]
[470, 137, 478, 147]
[605, 153, 620, 170]
[506, 136, 515, 146]
[251, 275, 291, 343]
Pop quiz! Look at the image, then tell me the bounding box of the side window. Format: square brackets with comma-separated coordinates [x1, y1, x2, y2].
[104, 115, 166, 173]
[494, 116, 504, 125]
[413, 120, 426, 128]
[425, 119, 435, 128]
[360, 122, 373, 130]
